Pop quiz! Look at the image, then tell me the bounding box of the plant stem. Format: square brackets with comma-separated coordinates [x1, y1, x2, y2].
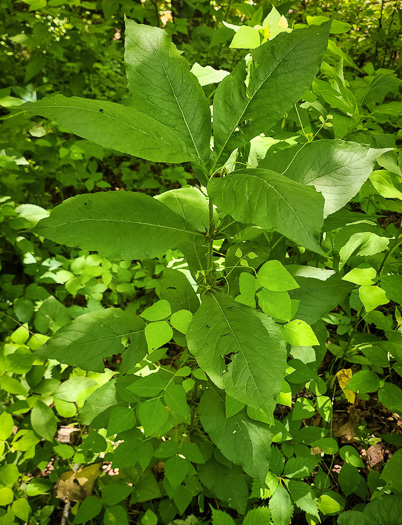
[206, 197, 215, 286]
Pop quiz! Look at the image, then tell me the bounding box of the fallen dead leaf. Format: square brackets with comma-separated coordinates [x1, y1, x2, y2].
[55, 463, 101, 502]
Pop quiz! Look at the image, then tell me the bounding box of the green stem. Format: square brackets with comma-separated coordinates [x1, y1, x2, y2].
[206, 198, 215, 286]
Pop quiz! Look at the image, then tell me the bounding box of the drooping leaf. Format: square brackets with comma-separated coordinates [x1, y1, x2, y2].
[208, 169, 325, 254]
[199, 385, 272, 484]
[23, 95, 192, 163]
[38, 309, 145, 372]
[31, 400, 57, 442]
[187, 293, 286, 418]
[288, 266, 354, 324]
[270, 484, 293, 525]
[155, 188, 210, 232]
[34, 192, 202, 260]
[259, 140, 390, 216]
[212, 22, 330, 167]
[125, 20, 211, 168]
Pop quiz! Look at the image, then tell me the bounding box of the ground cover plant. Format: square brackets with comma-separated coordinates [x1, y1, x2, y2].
[0, 1, 401, 524]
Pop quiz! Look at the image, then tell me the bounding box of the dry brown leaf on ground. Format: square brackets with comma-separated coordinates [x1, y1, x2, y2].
[55, 463, 102, 502]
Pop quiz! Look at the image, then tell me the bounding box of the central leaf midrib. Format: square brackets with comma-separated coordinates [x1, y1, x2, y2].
[213, 30, 317, 170]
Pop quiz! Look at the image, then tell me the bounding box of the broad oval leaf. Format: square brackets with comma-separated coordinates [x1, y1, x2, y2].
[199, 384, 272, 484]
[259, 140, 390, 217]
[39, 309, 146, 372]
[187, 293, 286, 418]
[125, 21, 211, 168]
[212, 22, 330, 167]
[34, 191, 202, 260]
[23, 95, 192, 164]
[208, 168, 325, 254]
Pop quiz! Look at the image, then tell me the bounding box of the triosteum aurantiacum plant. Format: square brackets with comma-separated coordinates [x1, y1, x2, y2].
[23, 17, 391, 519]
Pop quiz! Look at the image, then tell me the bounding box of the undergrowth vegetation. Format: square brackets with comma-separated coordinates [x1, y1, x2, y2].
[0, 1, 401, 524]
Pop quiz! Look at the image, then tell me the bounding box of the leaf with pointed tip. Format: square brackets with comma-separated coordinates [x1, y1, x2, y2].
[187, 293, 286, 418]
[125, 20, 211, 168]
[270, 484, 293, 525]
[208, 168, 325, 254]
[34, 192, 202, 260]
[23, 95, 192, 164]
[212, 23, 330, 168]
[39, 309, 145, 372]
[259, 140, 391, 217]
[199, 385, 272, 484]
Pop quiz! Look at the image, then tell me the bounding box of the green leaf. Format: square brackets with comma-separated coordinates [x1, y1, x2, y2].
[0, 487, 13, 506]
[163, 384, 190, 421]
[157, 268, 200, 313]
[0, 375, 29, 397]
[127, 373, 169, 398]
[24, 95, 193, 164]
[340, 446, 365, 468]
[125, 21, 211, 168]
[212, 23, 330, 167]
[364, 495, 402, 524]
[257, 289, 292, 322]
[107, 406, 136, 436]
[243, 507, 271, 524]
[338, 511, 369, 525]
[282, 320, 319, 346]
[198, 385, 272, 484]
[307, 15, 351, 34]
[170, 310, 193, 334]
[378, 382, 402, 412]
[30, 400, 57, 442]
[39, 309, 145, 372]
[190, 63, 230, 86]
[211, 508, 236, 525]
[380, 449, 402, 493]
[145, 321, 173, 351]
[0, 412, 14, 441]
[155, 188, 210, 232]
[230, 25, 261, 49]
[339, 463, 361, 497]
[164, 456, 190, 491]
[370, 170, 402, 199]
[74, 496, 102, 524]
[283, 456, 320, 479]
[12, 499, 31, 522]
[359, 285, 389, 312]
[104, 505, 129, 525]
[270, 484, 293, 525]
[288, 266, 354, 324]
[318, 491, 345, 515]
[259, 140, 389, 216]
[347, 371, 381, 393]
[187, 293, 287, 417]
[34, 192, 201, 261]
[257, 260, 299, 291]
[102, 484, 132, 505]
[343, 267, 377, 286]
[381, 274, 402, 305]
[287, 481, 319, 518]
[138, 399, 169, 437]
[140, 300, 171, 322]
[208, 169, 325, 254]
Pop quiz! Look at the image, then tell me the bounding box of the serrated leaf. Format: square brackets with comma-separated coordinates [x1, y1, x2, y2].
[34, 192, 201, 261]
[243, 507, 271, 524]
[23, 95, 193, 164]
[208, 169, 325, 254]
[212, 23, 330, 167]
[260, 140, 390, 216]
[211, 508, 236, 525]
[198, 385, 272, 484]
[125, 21, 211, 168]
[38, 309, 145, 372]
[270, 484, 293, 525]
[288, 480, 319, 518]
[187, 293, 286, 417]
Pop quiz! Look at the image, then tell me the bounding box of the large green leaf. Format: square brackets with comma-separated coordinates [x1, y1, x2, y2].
[259, 140, 390, 216]
[125, 21, 211, 168]
[208, 168, 325, 254]
[34, 192, 202, 260]
[187, 293, 286, 418]
[38, 309, 145, 372]
[23, 95, 192, 164]
[199, 384, 272, 484]
[212, 23, 330, 168]
[288, 266, 354, 324]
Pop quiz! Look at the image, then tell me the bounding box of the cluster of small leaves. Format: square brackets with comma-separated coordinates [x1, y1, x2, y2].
[1, 1, 402, 525]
